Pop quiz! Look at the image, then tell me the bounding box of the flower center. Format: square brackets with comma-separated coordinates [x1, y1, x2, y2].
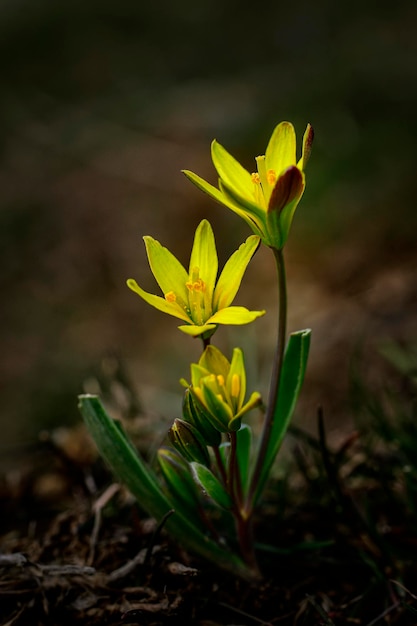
[252, 156, 278, 208]
[186, 267, 208, 325]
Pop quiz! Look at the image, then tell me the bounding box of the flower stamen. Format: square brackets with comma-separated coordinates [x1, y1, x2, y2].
[231, 373, 240, 398]
[186, 267, 207, 325]
[267, 169, 277, 185]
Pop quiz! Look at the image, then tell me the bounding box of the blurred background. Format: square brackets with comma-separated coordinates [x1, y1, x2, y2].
[1, 0, 417, 454]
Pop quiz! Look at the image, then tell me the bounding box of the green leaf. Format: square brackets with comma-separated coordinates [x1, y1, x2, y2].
[191, 462, 233, 510]
[79, 395, 258, 580]
[253, 329, 311, 504]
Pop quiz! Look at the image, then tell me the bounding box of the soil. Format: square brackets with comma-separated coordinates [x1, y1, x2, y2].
[2, 416, 417, 626]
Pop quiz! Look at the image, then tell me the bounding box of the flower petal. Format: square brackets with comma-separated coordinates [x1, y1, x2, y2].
[201, 383, 233, 432]
[182, 169, 232, 207]
[182, 169, 265, 237]
[190, 363, 210, 386]
[143, 236, 189, 303]
[208, 306, 265, 326]
[189, 220, 218, 301]
[127, 279, 192, 323]
[233, 391, 262, 422]
[211, 140, 254, 199]
[214, 235, 260, 311]
[199, 345, 230, 380]
[275, 188, 305, 247]
[227, 348, 246, 409]
[178, 323, 217, 337]
[219, 181, 266, 234]
[268, 166, 304, 215]
[265, 122, 296, 176]
[297, 123, 314, 171]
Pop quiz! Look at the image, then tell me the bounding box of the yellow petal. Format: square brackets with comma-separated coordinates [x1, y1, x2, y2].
[265, 122, 296, 176]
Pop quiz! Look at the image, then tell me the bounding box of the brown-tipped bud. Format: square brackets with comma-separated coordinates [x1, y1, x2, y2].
[267, 166, 304, 215]
[168, 418, 211, 467]
[301, 123, 314, 169]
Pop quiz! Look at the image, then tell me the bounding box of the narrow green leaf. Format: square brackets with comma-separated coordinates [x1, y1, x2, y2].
[253, 329, 311, 504]
[79, 395, 257, 580]
[191, 462, 233, 510]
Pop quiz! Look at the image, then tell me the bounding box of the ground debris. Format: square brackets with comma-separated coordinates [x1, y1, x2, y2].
[2, 422, 417, 625]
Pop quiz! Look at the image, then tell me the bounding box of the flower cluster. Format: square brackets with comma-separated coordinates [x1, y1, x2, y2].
[79, 120, 313, 580]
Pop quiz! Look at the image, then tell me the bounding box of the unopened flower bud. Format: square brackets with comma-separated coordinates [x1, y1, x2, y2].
[168, 418, 211, 467]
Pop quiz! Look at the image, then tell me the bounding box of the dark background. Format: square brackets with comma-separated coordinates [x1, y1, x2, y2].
[1, 0, 416, 451]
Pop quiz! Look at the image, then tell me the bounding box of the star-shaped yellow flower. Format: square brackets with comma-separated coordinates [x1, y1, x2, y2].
[127, 219, 265, 339]
[183, 122, 313, 250]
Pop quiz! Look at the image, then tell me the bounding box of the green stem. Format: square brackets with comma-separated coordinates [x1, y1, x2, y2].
[235, 511, 259, 573]
[246, 247, 287, 511]
[213, 445, 228, 487]
[228, 432, 243, 508]
[228, 433, 259, 572]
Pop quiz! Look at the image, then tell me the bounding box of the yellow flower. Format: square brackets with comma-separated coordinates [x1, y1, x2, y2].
[183, 122, 313, 250]
[182, 345, 262, 433]
[127, 219, 265, 339]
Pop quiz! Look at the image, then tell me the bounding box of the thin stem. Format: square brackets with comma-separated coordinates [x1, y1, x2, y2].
[246, 247, 287, 510]
[227, 432, 237, 495]
[235, 511, 258, 573]
[228, 432, 243, 508]
[228, 432, 259, 573]
[213, 445, 228, 487]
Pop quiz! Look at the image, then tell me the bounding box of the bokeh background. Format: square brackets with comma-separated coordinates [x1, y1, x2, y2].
[1, 0, 417, 453]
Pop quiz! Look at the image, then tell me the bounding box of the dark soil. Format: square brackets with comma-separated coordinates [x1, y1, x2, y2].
[2, 414, 417, 626]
